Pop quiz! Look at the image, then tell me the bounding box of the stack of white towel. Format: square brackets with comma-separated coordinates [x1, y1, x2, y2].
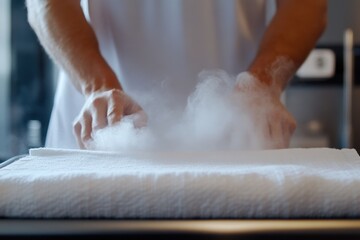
[0, 148, 359, 218]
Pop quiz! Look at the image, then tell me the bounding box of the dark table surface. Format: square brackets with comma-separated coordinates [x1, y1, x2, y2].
[1, 219, 360, 239]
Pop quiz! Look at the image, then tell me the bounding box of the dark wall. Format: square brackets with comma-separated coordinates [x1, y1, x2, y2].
[287, 0, 360, 152]
[10, 0, 54, 154]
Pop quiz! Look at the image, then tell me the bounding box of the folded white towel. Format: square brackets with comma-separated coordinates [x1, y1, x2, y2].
[0, 148, 359, 218]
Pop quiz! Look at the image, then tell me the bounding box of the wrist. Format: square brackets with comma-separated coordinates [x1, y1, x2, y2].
[235, 71, 282, 98]
[247, 56, 295, 92]
[79, 59, 122, 98]
[82, 73, 122, 98]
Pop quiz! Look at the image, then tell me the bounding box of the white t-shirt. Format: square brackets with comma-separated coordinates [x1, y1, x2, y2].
[46, 0, 276, 149]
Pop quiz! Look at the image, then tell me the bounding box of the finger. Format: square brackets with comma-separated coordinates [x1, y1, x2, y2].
[81, 112, 93, 148]
[261, 124, 275, 149]
[280, 113, 297, 148]
[262, 115, 290, 149]
[248, 114, 270, 149]
[255, 120, 284, 150]
[73, 121, 85, 149]
[91, 98, 108, 130]
[271, 121, 286, 149]
[107, 97, 124, 126]
[132, 110, 148, 128]
[280, 118, 296, 149]
[123, 94, 143, 115]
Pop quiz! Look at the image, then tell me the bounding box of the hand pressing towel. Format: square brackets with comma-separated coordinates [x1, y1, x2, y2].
[0, 148, 359, 219]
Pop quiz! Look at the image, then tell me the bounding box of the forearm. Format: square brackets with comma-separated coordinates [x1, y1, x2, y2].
[248, 0, 327, 91]
[26, 0, 121, 96]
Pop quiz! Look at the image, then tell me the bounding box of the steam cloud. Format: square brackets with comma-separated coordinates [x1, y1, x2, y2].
[90, 70, 286, 152]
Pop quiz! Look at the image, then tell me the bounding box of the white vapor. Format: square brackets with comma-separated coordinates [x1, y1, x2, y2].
[90, 70, 280, 152]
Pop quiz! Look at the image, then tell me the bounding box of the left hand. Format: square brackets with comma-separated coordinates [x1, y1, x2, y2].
[73, 89, 147, 149]
[233, 72, 296, 149]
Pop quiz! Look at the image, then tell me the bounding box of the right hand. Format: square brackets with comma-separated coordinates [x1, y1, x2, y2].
[233, 72, 296, 149]
[73, 89, 147, 149]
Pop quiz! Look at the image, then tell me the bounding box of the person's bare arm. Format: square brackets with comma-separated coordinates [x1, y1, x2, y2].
[26, 0, 120, 94]
[26, 0, 144, 149]
[235, 0, 327, 149]
[248, 0, 327, 90]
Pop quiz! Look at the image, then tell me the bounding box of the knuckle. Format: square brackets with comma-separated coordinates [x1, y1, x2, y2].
[92, 97, 105, 108]
[109, 89, 122, 100]
[110, 88, 121, 95]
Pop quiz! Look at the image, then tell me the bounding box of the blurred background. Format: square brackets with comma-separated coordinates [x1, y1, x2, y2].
[0, 0, 359, 161]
